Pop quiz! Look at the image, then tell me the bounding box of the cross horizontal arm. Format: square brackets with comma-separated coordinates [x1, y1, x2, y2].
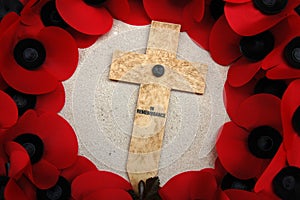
[109, 51, 207, 94]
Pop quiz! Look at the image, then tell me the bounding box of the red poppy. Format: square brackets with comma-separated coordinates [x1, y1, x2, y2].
[262, 17, 300, 79]
[159, 159, 272, 200]
[36, 156, 97, 200]
[143, 0, 205, 31]
[2, 110, 78, 189]
[0, 141, 34, 200]
[186, 0, 224, 50]
[254, 146, 294, 200]
[281, 79, 300, 166]
[0, 91, 18, 131]
[1, 80, 65, 116]
[0, 17, 78, 95]
[211, 158, 274, 200]
[209, 15, 293, 87]
[214, 158, 276, 200]
[56, 0, 123, 36]
[159, 170, 221, 200]
[224, 0, 299, 36]
[108, 0, 151, 25]
[217, 94, 282, 179]
[224, 70, 288, 123]
[21, 0, 100, 48]
[224, 189, 276, 200]
[72, 170, 133, 199]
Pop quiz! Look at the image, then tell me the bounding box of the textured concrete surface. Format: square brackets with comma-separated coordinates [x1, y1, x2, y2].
[60, 20, 229, 185]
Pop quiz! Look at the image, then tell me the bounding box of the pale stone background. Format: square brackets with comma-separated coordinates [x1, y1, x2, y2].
[60, 20, 229, 185]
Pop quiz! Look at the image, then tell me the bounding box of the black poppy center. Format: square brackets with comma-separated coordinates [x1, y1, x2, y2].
[257, 135, 273, 151]
[14, 39, 46, 70]
[239, 31, 274, 61]
[292, 106, 300, 136]
[83, 0, 107, 7]
[37, 176, 71, 200]
[209, 0, 225, 20]
[248, 126, 282, 159]
[0, 0, 23, 20]
[284, 37, 300, 69]
[254, 77, 287, 99]
[253, 0, 287, 15]
[5, 87, 37, 116]
[0, 176, 9, 200]
[273, 166, 300, 199]
[40, 1, 68, 28]
[295, 4, 300, 15]
[14, 134, 44, 164]
[282, 176, 296, 191]
[221, 173, 256, 191]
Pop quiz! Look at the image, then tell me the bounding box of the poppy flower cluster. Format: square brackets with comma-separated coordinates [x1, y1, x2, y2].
[0, 0, 300, 199]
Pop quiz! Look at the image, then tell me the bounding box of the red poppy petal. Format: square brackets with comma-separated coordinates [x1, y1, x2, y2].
[281, 80, 300, 165]
[254, 145, 286, 194]
[72, 171, 131, 199]
[17, 176, 37, 200]
[159, 171, 218, 200]
[224, 80, 255, 122]
[38, 27, 78, 81]
[216, 122, 267, 179]
[5, 179, 30, 200]
[35, 82, 65, 114]
[235, 94, 282, 131]
[56, 0, 113, 35]
[186, 7, 215, 50]
[27, 159, 59, 189]
[38, 113, 78, 169]
[224, 189, 260, 200]
[209, 15, 242, 65]
[224, 0, 250, 3]
[67, 28, 100, 49]
[285, 136, 300, 167]
[0, 91, 18, 129]
[1, 60, 58, 95]
[227, 58, 261, 87]
[61, 156, 97, 182]
[21, 0, 39, 14]
[143, 0, 186, 27]
[190, 0, 205, 22]
[271, 15, 300, 46]
[281, 80, 300, 144]
[119, 0, 151, 26]
[0, 75, 8, 90]
[5, 142, 30, 178]
[84, 189, 133, 200]
[224, 2, 289, 36]
[0, 157, 6, 175]
[266, 62, 300, 80]
[261, 47, 283, 70]
[4, 111, 40, 142]
[181, 0, 205, 30]
[214, 158, 228, 182]
[104, 0, 130, 21]
[0, 13, 19, 37]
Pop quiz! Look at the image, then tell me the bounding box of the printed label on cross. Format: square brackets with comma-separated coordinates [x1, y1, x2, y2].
[109, 21, 207, 191]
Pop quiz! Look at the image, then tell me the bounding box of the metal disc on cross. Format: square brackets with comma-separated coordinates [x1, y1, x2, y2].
[109, 21, 207, 192]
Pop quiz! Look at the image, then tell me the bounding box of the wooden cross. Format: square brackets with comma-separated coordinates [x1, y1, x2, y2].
[109, 21, 207, 192]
